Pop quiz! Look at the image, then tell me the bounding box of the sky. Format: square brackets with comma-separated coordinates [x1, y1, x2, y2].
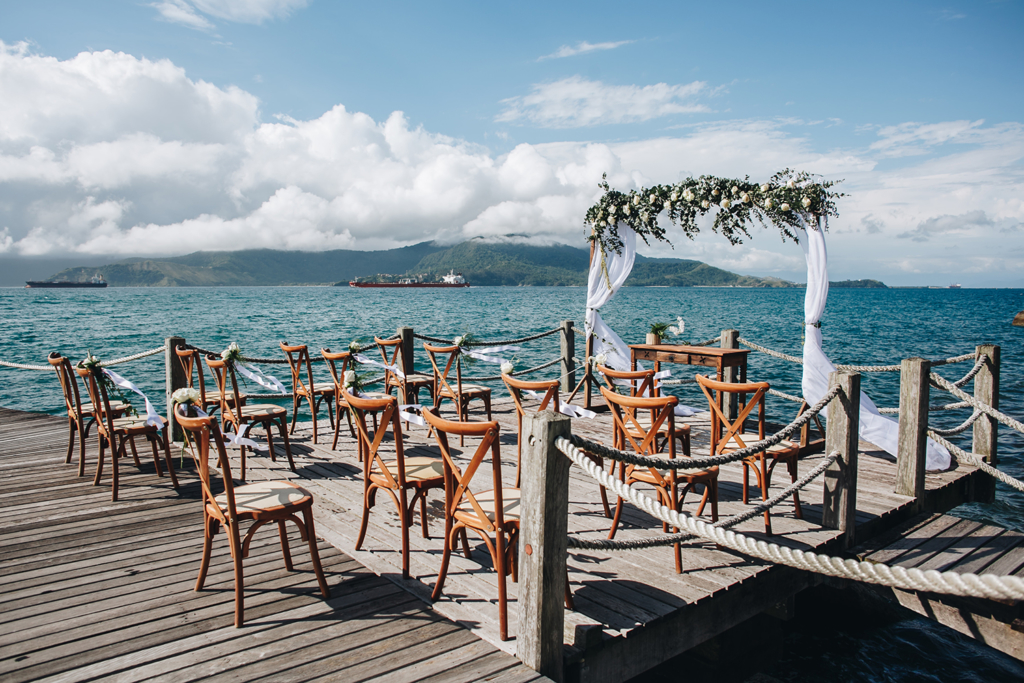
[1, 0, 1023, 286]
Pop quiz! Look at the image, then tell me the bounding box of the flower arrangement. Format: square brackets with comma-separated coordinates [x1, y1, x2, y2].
[171, 387, 202, 416]
[585, 169, 844, 255]
[648, 317, 686, 344]
[500, 361, 515, 375]
[78, 352, 137, 417]
[221, 342, 243, 363]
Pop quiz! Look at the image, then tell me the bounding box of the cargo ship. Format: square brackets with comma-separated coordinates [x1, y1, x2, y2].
[26, 276, 108, 289]
[348, 270, 469, 288]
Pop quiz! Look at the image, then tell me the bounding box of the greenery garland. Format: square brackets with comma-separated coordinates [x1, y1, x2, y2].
[585, 168, 843, 254]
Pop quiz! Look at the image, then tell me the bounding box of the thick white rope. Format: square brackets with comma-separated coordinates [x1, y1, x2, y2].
[557, 437, 1024, 600]
[879, 400, 973, 416]
[930, 370, 1024, 436]
[927, 431, 1024, 493]
[102, 345, 167, 366]
[737, 338, 802, 364]
[0, 359, 52, 371]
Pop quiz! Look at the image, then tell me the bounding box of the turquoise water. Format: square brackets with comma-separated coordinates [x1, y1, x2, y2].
[2, 285, 1023, 679]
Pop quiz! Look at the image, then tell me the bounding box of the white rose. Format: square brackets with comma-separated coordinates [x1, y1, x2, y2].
[712, 188, 720, 196]
[500, 362, 514, 375]
[683, 189, 694, 201]
[780, 202, 791, 212]
[172, 387, 201, 404]
[731, 186, 739, 195]
[649, 194, 657, 203]
[787, 179, 796, 188]
[624, 204, 632, 215]
[802, 197, 812, 208]
[741, 193, 750, 203]
[600, 220, 607, 227]
[343, 370, 357, 388]
[453, 335, 463, 346]
[670, 191, 679, 201]
[632, 195, 640, 206]
[764, 198, 774, 209]
[760, 184, 770, 193]
[608, 204, 617, 215]
[665, 201, 672, 211]
[701, 200, 711, 209]
[720, 199, 731, 209]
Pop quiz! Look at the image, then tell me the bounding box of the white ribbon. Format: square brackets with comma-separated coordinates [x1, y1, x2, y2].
[461, 345, 520, 364]
[222, 422, 268, 451]
[354, 353, 405, 379]
[234, 361, 287, 393]
[102, 368, 163, 429]
[398, 404, 428, 426]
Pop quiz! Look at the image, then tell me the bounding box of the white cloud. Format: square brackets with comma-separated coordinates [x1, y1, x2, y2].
[538, 40, 633, 61]
[150, 0, 307, 30]
[496, 76, 710, 128]
[151, 1, 215, 30]
[897, 210, 993, 242]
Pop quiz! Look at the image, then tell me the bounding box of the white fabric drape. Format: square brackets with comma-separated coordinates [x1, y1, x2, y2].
[585, 225, 637, 371]
[797, 216, 950, 471]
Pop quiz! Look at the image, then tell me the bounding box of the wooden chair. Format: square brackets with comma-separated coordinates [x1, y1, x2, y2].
[500, 373, 612, 519]
[600, 385, 718, 573]
[696, 375, 801, 535]
[176, 407, 330, 628]
[597, 364, 689, 455]
[175, 345, 237, 415]
[344, 389, 444, 579]
[422, 409, 519, 641]
[320, 349, 358, 450]
[206, 355, 295, 479]
[375, 336, 434, 406]
[281, 342, 336, 445]
[423, 342, 492, 444]
[76, 365, 178, 501]
[48, 353, 125, 476]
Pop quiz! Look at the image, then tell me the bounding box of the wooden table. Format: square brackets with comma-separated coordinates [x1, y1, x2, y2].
[629, 344, 750, 387]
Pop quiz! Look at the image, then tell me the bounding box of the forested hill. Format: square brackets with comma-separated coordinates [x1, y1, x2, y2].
[43, 238, 879, 288]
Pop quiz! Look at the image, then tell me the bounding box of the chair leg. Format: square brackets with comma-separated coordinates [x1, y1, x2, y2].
[760, 456, 772, 535]
[460, 528, 472, 559]
[65, 419, 75, 464]
[278, 417, 296, 471]
[149, 433, 164, 476]
[495, 530, 509, 641]
[278, 520, 294, 571]
[111, 436, 123, 502]
[355, 485, 374, 551]
[309, 396, 318, 445]
[226, 524, 245, 627]
[302, 509, 330, 598]
[596, 455, 612, 519]
[432, 526, 454, 602]
[331, 400, 342, 450]
[265, 421, 276, 462]
[289, 395, 299, 434]
[419, 494, 430, 539]
[789, 456, 803, 520]
[607, 463, 625, 539]
[742, 460, 750, 504]
[195, 517, 215, 591]
[128, 437, 142, 467]
[94, 435, 106, 486]
[399, 489, 411, 579]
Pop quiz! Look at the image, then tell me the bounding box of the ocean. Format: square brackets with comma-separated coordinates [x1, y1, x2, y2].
[2, 284, 1023, 680]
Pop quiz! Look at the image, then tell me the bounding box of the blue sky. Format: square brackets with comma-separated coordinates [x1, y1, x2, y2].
[1, 0, 1022, 285]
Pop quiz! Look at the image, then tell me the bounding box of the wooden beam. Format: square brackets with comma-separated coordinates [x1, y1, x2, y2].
[398, 326, 414, 378]
[164, 336, 186, 441]
[973, 345, 1000, 466]
[895, 358, 930, 498]
[517, 410, 572, 682]
[823, 370, 860, 548]
[560, 320, 576, 395]
[720, 329, 739, 420]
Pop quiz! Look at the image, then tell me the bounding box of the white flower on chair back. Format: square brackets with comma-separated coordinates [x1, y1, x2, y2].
[172, 387, 201, 405]
[500, 361, 514, 375]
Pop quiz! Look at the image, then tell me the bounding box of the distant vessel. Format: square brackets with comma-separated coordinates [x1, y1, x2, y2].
[349, 270, 469, 288]
[949, 283, 962, 289]
[26, 275, 107, 289]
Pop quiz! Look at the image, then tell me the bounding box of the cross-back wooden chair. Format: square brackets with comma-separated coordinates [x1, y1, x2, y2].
[600, 385, 718, 573]
[375, 336, 435, 406]
[175, 345, 236, 415]
[597, 364, 690, 452]
[206, 355, 295, 479]
[175, 407, 330, 628]
[49, 352, 125, 476]
[76, 364, 178, 501]
[696, 375, 801, 535]
[423, 342, 492, 445]
[320, 348, 358, 450]
[281, 342, 336, 445]
[344, 389, 444, 579]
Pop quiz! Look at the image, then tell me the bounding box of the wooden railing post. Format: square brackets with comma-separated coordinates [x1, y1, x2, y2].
[518, 410, 571, 682]
[973, 344, 1000, 465]
[823, 370, 860, 548]
[559, 320, 575, 394]
[584, 331, 594, 410]
[895, 358, 930, 498]
[165, 336, 186, 441]
[398, 326, 414, 377]
[721, 329, 739, 420]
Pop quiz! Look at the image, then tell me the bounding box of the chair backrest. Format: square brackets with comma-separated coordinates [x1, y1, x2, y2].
[280, 342, 316, 396]
[205, 356, 244, 428]
[423, 343, 463, 401]
[49, 353, 84, 418]
[175, 408, 236, 527]
[695, 375, 769, 455]
[343, 388, 409, 488]
[502, 374, 560, 418]
[375, 337, 406, 387]
[75, 364, 117, 438]
[598, 385, 678, 459]
[176, 345, 211, 403]
[422, 409, 507, 532]
[320, 348, 352, 389]
[597, 364, 657, 398]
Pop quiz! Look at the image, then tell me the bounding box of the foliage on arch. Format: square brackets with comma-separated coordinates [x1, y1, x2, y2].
[585, 169, 844, 254]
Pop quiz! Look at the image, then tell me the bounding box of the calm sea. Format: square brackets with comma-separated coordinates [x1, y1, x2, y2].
[2, 285, 1023, 680]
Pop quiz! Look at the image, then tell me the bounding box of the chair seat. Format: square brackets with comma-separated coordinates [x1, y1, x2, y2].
[213, 480, 313, 514]
[722, 435, 799, 457]
[630, 464, 718, 484]
[112, 415, 168, 432]
[240, 403, 287, 419]
[439, 384, 491, 397]
[206, 389, 244, 402]
[80, 400, 126, 416]
[296, 382, 336, 396]
[380, 456, 444, 483]
[456, 488, 520, 524]
[388, 374, 433, 385]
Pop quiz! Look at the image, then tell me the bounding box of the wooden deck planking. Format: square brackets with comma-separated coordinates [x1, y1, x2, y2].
[0, 407, 546, 683]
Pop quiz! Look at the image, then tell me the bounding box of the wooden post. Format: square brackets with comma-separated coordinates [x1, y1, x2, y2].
[895, 358, 930, 498]
[165, 336, 186, 441]
[973, 345, 1000, 466]
[584, 332, 594, 410]
[560, 320, 575, 394]
[518, 410, 571, 682]
[721, 329, 739, 421]
[398, 326, 414, 377]
[822, 370, 860, 548]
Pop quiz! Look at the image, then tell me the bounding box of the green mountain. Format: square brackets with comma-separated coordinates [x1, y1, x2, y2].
[44, 238, 864, 288]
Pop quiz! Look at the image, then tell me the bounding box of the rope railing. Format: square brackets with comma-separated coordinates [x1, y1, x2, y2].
[768, 387, 804, 403]
[0, 344, 167, 371]
[461, 356, 563, 382]
[0, 359, 53, 371]
[557, 437, 1024, 601]
[930, 369, 1024, 437]
[737, 337, 802, 364]
[737, 336, 978, 375]
[566, 384, 840, 471]
[413, 327, 561, 347]
[929, 411, 982, 437]
[878, 400, 973, 416]
[185, 338, 393, 363]
[928, 431, 1024, 493]
[567, 450, 839, 550]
